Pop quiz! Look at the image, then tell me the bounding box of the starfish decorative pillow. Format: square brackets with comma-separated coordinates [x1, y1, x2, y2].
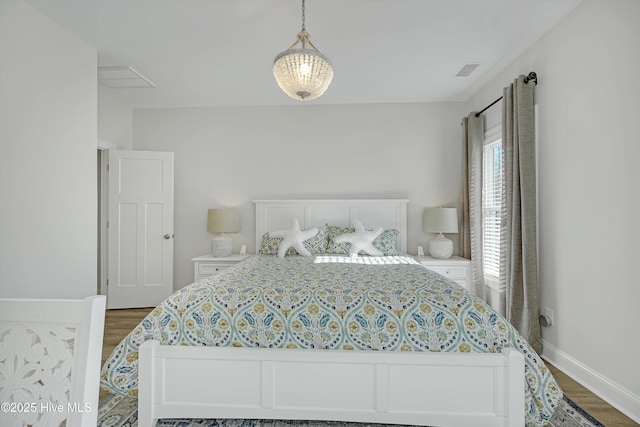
[268, 218, 319, 258]
[333, 219, 383, 257]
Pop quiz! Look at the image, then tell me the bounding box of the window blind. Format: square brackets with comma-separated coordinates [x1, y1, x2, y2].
[482, 140, 502, 278]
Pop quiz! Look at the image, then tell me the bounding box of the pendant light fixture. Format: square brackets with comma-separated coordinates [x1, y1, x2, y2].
[273, 0, 333, 101]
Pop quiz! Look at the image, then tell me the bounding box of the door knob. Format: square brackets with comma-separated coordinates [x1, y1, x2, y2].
[164, 234, 171, 239]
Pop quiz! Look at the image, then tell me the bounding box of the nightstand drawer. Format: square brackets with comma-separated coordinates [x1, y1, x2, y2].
[426, 265, 468, 279]
[415, 256, 471, 292]
[199, 263, 233, 276]
[451, 279, 468, 289]
[192, 254, 250, 283]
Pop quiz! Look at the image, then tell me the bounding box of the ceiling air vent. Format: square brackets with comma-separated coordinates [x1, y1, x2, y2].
[98, 66, 155, 88]
[455, 63, 480, 77]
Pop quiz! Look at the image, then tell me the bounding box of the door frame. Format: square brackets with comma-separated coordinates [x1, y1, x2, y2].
[97, 141, 115, 298]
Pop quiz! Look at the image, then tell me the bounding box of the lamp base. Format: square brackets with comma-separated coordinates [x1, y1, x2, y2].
[428, 233, 453, 259]
[211, 236, 233, 257]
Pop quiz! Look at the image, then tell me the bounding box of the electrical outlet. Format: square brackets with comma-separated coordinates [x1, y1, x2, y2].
[544, 307, 554, 326]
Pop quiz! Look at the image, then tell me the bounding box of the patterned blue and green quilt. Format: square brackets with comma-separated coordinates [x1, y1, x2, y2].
[100, 255, 562, 426]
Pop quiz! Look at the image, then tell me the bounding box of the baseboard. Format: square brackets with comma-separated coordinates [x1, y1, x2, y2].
[542, 339, 640, 423]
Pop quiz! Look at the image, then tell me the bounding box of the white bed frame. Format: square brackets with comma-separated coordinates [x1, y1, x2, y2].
[138, 199, 525, 427]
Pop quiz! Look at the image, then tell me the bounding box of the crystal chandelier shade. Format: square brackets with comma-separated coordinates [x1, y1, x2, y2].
[273, 46, 333, 101]
[273, 1, 333, 101]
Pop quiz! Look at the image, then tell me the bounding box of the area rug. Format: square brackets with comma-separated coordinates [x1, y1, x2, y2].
[97, 394, 604, 427]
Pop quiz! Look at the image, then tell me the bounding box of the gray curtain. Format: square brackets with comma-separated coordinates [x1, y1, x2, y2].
[461, 113, 485, 299]
[500, 75, 541, 353]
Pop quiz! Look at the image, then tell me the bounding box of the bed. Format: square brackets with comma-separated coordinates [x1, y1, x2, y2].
[100, 199, 561, 427]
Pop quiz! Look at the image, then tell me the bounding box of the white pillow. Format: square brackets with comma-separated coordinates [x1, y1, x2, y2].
[333, 219, 383, 257]
[268, 218, 319, 259]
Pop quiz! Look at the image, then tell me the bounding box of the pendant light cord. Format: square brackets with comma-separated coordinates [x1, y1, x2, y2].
[285, 0, 322, 52]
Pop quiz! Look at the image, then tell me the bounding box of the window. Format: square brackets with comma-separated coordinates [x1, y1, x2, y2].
[482, 129, 502, 281]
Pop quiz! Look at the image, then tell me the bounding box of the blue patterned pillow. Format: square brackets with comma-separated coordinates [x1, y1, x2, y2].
[326, 226, 354, 255]
[259, 226, 328, 255]
[374, 229, 400, 255]
[326, 226, 399, 256]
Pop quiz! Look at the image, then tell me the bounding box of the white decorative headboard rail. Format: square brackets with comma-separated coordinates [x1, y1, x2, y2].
[253, 199, 409, 254]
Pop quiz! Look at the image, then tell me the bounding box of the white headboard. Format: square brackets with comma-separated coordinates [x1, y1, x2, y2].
[254, 199, 410, 254]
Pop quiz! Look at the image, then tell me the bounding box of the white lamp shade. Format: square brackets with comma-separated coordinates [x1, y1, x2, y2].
[207, 208, 240, 234]
[423, 208, 459, 234]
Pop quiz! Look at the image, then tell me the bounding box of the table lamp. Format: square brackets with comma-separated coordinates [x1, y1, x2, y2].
[207, 208, 240, 257]
[423, 207, 458, 259]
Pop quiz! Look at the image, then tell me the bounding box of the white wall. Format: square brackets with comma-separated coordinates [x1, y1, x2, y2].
[0, 0, 98, 298]
[467, 0, 640, 420]
[98, 86, 133, 149]
[132, 102, 466, 289]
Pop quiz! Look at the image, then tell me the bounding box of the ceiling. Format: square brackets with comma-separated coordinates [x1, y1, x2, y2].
[27, 0, 582, 109]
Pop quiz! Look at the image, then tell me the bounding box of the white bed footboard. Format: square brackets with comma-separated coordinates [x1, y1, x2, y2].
[139, 341, 524, 427]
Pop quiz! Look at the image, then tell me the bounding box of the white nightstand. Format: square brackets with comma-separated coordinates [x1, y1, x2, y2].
[191, 254, 250, 281]
[415, 256, 472, 291]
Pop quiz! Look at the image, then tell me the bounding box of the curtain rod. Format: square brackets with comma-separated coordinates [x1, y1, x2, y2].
[474, 71, 537, 117]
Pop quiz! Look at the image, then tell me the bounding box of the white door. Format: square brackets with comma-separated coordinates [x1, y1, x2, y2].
[107, 150, 174, 309]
